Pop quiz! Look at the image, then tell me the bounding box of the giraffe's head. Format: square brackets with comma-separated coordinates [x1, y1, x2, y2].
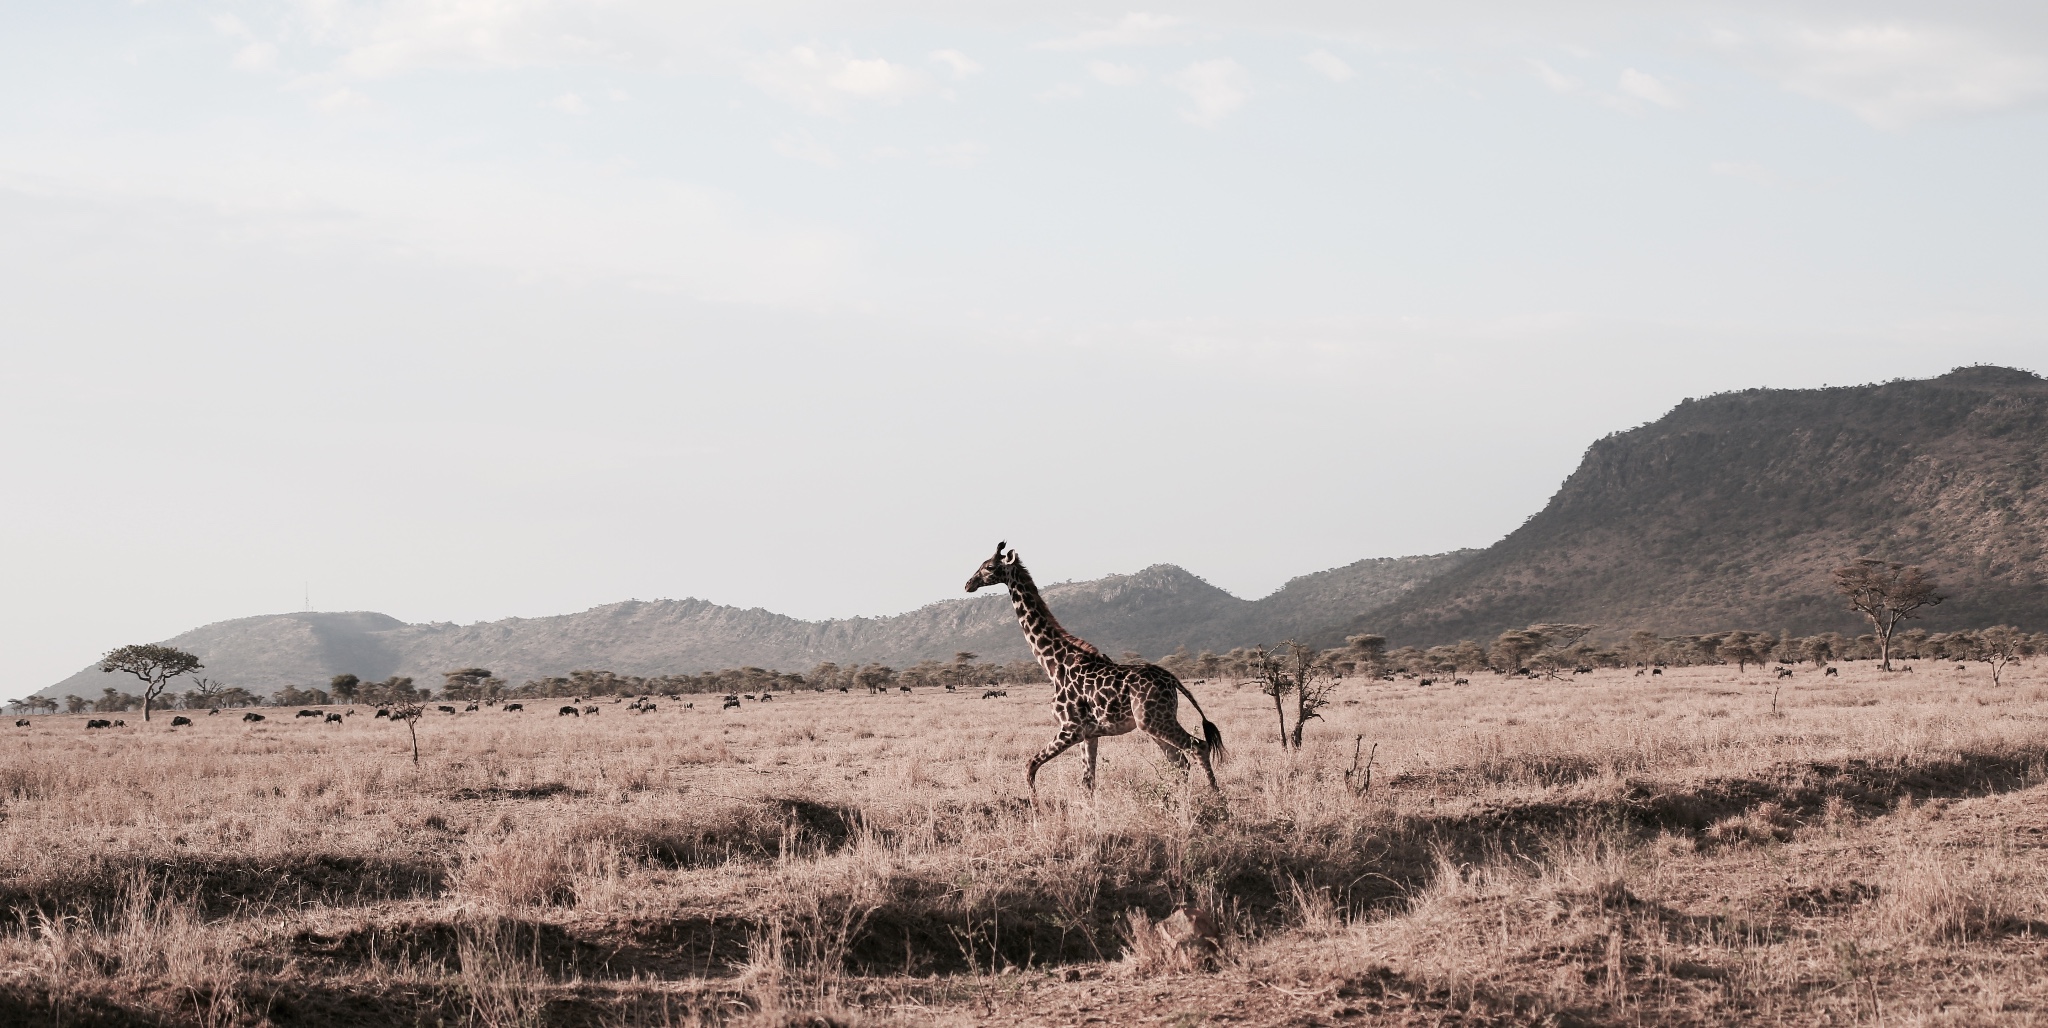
[965, 541, 1021, 593]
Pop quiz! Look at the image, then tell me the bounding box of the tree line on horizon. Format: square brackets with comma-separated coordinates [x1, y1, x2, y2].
[12, 558, 2035, 715]
[17, 622, 2038, 717]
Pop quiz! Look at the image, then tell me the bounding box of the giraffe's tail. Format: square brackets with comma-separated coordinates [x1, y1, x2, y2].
[1175, 680, 1227, 763]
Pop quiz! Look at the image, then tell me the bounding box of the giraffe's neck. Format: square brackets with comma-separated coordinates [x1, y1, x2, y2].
[1003, 566, 1101, 683]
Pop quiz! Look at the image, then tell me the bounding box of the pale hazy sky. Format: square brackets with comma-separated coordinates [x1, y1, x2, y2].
[4, 1, 2046, 691]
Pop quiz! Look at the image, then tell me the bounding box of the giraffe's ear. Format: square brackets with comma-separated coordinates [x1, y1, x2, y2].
[1001, 549, 1019, 565]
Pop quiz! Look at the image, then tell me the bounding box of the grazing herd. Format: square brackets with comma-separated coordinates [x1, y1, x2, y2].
[9, 662, 1899, 736]
[24, 686, 942, 732]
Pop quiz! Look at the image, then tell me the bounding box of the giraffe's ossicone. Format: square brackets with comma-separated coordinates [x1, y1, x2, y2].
[965, 541, 1226, 795]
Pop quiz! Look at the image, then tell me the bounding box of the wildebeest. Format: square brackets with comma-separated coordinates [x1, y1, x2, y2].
[558, 705, 579, 717]
[437, 705, 457, 714]
[465, 703, 479, 712]
[296, 709, 322, 718]
[1825, 667, 1839, 677]
[582, 705, 599, 714]
[722, 696, 741, 710]
[208, 708, 220, 715]
[375, 708, 390, 719]
[838, 686, 849, 693]
[640, 704, 656, 713]
[1454, 678, 1470, 686]
[325, 712, 342, 723]
[86, 719, 111, 729]
[760, 693, 773, 702]
[899, 685, 912, 694]
[981, 689, 1007, 699]
[504, 703, 524, 711]
[243, 712, 266, 722]
[743, 693, 755, 701]
[13, 719, 28, 727]
[1418, 678, 1435, 687]
[945, 684, 956, 692]
[170, 716, 192, 726]
[683, 702, 693, 709]
[112, 720, 126, 727]
[1777, 668, 1794, 678]
[1652, 668, 1663, 676]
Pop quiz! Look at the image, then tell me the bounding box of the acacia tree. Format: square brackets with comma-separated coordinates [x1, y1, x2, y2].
[1345, 634, 1389, 680]
[391, 701, 426, 764]
[1251, 642, 1337, 750]
[330, 674, 361, 703]
[1978, 625, 2028, 687]
[1490, 629, 1544, 674]
[855, 664, 896, 694]
[441, 668, 494, 701]
[186, 676, 226, 710]
[1527, 624, 1596, 678]
[99, 644, 203, 722]
[949, 652, 979, 691]
[1717, 631, 1758, 671]
[1832, 559, 1944, 672]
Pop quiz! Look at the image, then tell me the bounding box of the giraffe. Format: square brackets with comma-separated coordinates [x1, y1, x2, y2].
[965, 542, 1225, 795]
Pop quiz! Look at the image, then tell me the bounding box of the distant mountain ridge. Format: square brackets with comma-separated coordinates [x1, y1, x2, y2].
[39, 552, 1473, 697]
[44, 366, 2048, 698]
[1333, 365, 2048, 646]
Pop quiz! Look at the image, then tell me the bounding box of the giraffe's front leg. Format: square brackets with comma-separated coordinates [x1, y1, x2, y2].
[1027, 722, 1086, 797]
[1084, 737, 1100, 791]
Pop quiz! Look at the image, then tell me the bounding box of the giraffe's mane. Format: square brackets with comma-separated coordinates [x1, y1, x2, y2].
[1008, 561, 1104, 657]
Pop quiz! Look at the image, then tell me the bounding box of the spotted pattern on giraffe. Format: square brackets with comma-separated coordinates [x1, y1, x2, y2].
[965, 541, 1224, 796]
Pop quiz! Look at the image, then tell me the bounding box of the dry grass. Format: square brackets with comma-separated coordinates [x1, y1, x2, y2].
[4, 660, 2048, 1025]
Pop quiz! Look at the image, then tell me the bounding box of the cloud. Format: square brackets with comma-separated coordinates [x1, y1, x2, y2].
[1531, 59, 1679, 113]
[1038, 13, 1183, 51]
[313, 0, 666, 77]
[747, 46, 929, 115]
[233, 42, 283, 73]
[315, 87, 373, 114]
[929, 49, 981, 79]
[1038, 82, 1086, 101]
[1724, 22, 2048, 128]
[1165, 59, 1249, 128]
[1301, 49, 1354, 83]
[1618, 68, 1679, 108]
[212, 13, 281, 73]
[548, 91, 588, 115]
[1089, 61, 1141, 86]
[1530, 59, 1580, 94]
[1710, 160, 1771, 184]
[927, 141, 989, 168]
[773, 132, 840, 167]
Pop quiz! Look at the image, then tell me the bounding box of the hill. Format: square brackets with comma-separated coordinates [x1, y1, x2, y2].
[1334, 365, 2048, 646]
[39, 551, 1473, 698]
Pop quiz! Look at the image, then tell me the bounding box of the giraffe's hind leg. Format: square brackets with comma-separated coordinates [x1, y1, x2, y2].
[1027, 722, 1086, 797]
[1084, 737, 1100, 791]
[1145, 712, 1217, 789]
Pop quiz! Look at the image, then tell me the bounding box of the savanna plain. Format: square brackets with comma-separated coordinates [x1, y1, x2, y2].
[5, 662, 2048, 1027]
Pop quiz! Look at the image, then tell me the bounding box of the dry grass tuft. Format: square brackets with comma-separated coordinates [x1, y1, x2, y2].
[1871, 841, 2047, 944]
[1704, 800, 1801, 845]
